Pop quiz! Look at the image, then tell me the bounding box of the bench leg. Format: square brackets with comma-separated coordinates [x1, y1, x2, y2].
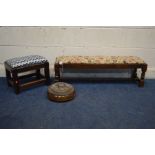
[5, 69, 11, 87]
[138, 66, 147, 87]
[54, 63, 61, 82]
[44, 63, 50, 85]
[131, 68, 138, 80]
[12, 71, 20, 94]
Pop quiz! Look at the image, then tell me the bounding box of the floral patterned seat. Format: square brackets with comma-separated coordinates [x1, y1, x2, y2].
[56, 56, 145, 64]
[55, 55, 147, 87]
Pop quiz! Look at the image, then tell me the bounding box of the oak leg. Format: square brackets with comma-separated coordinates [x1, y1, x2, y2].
[5, 69, 11, 86]
[12, 71, 20, 94]
[44, 63, 50, 85]
[36, 69, 41, 79]
[138, 66, 147, 87]
[54, 63, 61, 82]
[131, 68, 138, 80]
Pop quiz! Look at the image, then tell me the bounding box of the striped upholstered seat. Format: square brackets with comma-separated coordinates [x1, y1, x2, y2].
[5, 55, 48, 69]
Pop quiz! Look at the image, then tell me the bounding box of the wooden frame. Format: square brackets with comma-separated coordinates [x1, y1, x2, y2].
[54, 60, 147, 87]
[4, 62, 50, 94]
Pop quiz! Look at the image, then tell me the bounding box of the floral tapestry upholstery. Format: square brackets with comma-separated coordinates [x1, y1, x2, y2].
[56, 56, 145, 64]
[5, 55, 48, 69]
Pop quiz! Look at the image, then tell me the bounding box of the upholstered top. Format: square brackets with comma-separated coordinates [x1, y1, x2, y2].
[56, 56, 145, 64]
[5, 55, 48, 69]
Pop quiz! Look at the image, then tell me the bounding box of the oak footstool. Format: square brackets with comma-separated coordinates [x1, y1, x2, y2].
[4, 55, 50, 94]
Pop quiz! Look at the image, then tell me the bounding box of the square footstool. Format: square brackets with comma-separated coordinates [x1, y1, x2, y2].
[4, 55, 50, 94]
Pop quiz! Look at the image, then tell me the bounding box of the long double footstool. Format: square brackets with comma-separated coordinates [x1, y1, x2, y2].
[4, 55, 50, 94]
[54, 56, 147, 87]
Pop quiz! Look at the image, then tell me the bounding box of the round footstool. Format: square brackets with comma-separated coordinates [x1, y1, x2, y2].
[48, 82, 75, 102]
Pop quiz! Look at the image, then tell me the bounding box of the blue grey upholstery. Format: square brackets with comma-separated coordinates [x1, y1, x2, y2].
[5, 55, 48, 69]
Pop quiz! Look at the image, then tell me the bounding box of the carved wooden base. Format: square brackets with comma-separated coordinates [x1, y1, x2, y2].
[5, 62, 50, 94]
[54, 62, 147, 87]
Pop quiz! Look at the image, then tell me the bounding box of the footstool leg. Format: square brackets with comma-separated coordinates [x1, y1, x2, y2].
[5, 69, 11, 87]
[138, 66, 147, 87]
[36, 69, 41, 79]
[54, 63, 61, 82]
[12, 71, 20, 94]
[44, 63, 50, 85]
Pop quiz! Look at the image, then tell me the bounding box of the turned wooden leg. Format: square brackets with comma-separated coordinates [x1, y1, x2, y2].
[138, 65, 147, 87]
[44, 63, 50, 85]
[12, 71, 20, 94]
[131, 68, 138, 80]
[54, 63, 61, 82]
[5, 69, 11, 87]
[36, 69, 41, 79]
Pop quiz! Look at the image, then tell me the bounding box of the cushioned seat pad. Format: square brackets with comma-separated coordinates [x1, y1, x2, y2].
[56, 56, 145, 64]
[5, 55, 48, 69]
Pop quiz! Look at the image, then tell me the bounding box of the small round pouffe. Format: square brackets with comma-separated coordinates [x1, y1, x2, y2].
[48, 82, 75, 102]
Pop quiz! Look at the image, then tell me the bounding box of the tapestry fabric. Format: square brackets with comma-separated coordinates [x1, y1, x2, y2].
[56, 56, 145, 64]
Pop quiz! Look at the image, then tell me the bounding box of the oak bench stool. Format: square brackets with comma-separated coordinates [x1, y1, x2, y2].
[54, 56, 147, 87]
[4, 55, 50, 94]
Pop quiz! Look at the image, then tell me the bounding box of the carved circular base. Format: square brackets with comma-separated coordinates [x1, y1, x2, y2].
[48, 82, 75, 102]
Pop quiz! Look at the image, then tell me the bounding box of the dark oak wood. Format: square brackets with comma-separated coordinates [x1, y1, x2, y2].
[138, 65, 147, 87]
[19, 73, 37, 79]
[54, 61, 147, 87]
[44, 63, 50, 85]
[20, 78, 46, 90]
[36, 69, 41, 79]
[4, 62, 50, 94]
[54, 63, 61, 82]
[12, 71, 20, 94]
[5, 69, 11, 87]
